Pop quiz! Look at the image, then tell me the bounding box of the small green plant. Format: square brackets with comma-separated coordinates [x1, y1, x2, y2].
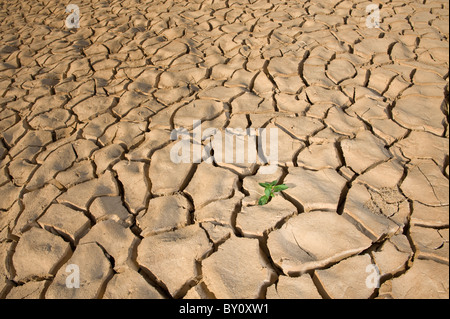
[258, 180, 288, 205]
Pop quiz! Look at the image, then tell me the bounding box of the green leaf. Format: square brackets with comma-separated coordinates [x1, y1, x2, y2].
[264, 187, 272, 198]
[270, 180, 278, 186]
[258, 195, 269, 206]
[259, 182, 271, 188]
[273, 184, 289, 192]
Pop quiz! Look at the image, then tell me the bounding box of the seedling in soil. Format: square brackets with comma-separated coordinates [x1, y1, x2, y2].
[258, 180, 288, 205]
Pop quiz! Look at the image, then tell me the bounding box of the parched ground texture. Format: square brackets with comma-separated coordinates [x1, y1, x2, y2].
[0, 0, 449, 299]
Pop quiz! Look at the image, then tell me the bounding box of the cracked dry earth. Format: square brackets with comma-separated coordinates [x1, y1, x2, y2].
[0, 0, 449, 300]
